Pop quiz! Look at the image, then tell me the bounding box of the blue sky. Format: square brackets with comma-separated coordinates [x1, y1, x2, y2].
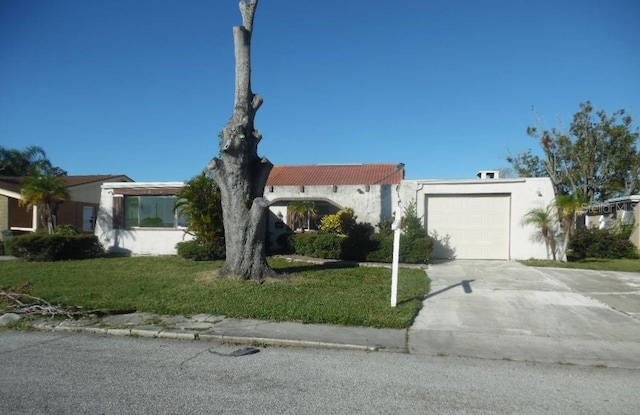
[1, 0, 639, 182]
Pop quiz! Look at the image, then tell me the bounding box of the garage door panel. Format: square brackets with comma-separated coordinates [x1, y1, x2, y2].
[427, 195, 510, 260]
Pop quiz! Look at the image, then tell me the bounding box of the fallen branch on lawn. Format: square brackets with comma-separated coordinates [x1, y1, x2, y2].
[1, 283, 135, 319]
[1, 290, 75, 319]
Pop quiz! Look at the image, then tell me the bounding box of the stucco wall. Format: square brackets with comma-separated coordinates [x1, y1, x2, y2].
[68, 183, 104, 204]
[95, 183, 194, 255]
[68, 177, 132, 204]
[400, 178, 555, 260]
[265, 183, 399, 228]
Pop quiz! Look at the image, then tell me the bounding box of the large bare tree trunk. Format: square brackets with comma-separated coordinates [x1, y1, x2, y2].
[205, 0, 276, 282]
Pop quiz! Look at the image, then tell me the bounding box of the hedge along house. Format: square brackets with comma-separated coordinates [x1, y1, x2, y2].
[95, 182, 195, 255]
[0, 175, 131, 240]
[399, 171, 556, 260]
[265, 163, 405, 247]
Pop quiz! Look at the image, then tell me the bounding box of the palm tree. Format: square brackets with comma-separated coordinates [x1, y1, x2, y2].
[173, 173, 224, 242]
[19, 172, 71, 233]
[287, 201, 318, 231]
[522, 206, 557, 260]
[0, 145, 55, 176]
[555, 194, 583, 261]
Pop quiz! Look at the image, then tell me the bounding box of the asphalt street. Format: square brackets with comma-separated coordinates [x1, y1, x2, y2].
[1, 331, 639, 415]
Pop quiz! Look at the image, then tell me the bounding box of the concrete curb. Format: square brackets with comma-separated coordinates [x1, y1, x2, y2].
[29, 319, 384, 353]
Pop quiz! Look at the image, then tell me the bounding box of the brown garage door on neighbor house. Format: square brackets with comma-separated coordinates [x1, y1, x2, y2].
[426, 194, 511, 260]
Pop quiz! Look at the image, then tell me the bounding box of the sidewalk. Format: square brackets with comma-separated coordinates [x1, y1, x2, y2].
[25, 312, 408, 353]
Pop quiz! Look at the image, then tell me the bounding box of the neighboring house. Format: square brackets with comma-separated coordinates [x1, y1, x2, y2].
[265, 163, 405, 246]
[0, 175, 131, 240]
[95, 182, 195, 256]
[585, 195, 640, 247]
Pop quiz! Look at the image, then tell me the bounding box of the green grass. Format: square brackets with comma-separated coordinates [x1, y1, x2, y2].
[0, 256, 429, 329]
[519, 258, 640, 272]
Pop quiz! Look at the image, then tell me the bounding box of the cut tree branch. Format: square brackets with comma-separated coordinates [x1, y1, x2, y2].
[239, 0, 259, 32]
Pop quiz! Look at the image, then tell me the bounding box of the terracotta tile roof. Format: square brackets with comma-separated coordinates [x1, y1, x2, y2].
[0, 175, 132, 193]
[267, 164, 405, 186]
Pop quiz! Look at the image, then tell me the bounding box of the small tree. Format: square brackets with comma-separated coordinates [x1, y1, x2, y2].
[401, 200, 428, 239]
[0, 145, 66, 176]
[19, 171, 70, 233]
[174, 173, 223, 242]
[521, 206, 557, 260]
[555, 194, 582, 261]
[287, 201, 318, 230]
[521, 195, 582, 261]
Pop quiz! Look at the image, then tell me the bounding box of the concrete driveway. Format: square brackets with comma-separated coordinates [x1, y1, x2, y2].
[408, 260, 640, 368]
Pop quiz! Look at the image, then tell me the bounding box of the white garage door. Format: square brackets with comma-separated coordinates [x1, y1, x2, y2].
[426, 195, 510, 260]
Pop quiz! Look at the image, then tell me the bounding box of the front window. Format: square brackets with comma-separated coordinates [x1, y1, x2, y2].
[124, 195, 187, 228]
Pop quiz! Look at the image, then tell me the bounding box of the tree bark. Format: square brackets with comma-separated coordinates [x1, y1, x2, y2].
[205, 0, 276, 282]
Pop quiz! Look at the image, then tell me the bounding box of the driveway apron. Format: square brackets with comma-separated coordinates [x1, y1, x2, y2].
[408, 260, 640, 368]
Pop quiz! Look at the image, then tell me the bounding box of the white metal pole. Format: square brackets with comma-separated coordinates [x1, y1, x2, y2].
[391, 184, 403, 307]
[391, 225, 400, 307]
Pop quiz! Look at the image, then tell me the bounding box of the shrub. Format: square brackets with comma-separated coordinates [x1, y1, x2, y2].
[367, 233, 394, 262]
[366, 233, 433, 264]
[402, 200, 428, 239]
[6, 232, 104, 261]
[376, 218, 393, 236]
[312, 233, 345, 259]
[401, 236, 433, 264]
[275, 232, 295, 254]
[286, 232, 346, 260]
[570, 228, 638, 259]
[343, 222, 375, 261]
[176, 238, 226, 261]
[291, 232, 318, 257]
[54, 224, 80, 235]
[320, 208, 357, 235]
[0, 240, 4, 256]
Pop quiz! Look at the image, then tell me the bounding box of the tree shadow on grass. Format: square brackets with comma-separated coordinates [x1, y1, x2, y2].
[272, 260, 360, 274]
[395, 295, 425, 307]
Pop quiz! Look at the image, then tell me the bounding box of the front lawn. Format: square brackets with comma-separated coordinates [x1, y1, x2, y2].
[0, 256, 429, 329]
[519, 258, 640, 273]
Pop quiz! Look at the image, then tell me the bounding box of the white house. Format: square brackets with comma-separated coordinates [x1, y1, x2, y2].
[95, 182, 194, 255]
[400, 172, 555, 260]
[265, 163, 405, 246]
[93, 165, 555, 259]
